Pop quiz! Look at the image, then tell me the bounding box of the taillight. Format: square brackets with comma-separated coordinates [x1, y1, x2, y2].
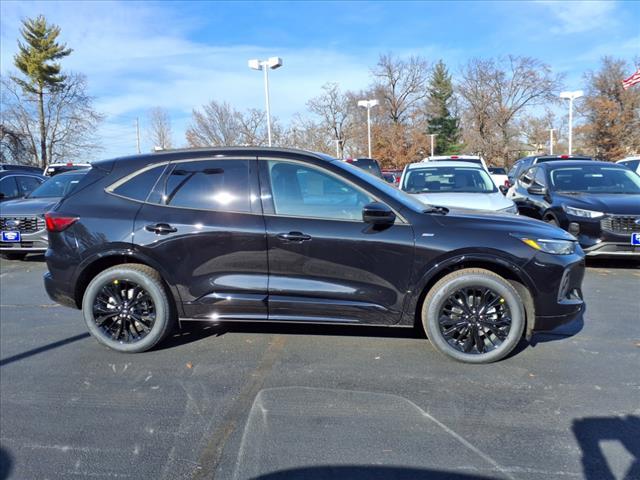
[504, 179, 510, 187]
[45, 212, 79, 232]
[560, 155, 569, 159]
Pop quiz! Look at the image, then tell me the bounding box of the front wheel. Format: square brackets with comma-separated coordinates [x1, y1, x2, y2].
[422, 268, 525, 364]
[82, 264, 176, 353]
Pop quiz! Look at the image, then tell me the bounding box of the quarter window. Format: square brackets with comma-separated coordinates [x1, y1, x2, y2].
[267, 160, 373, 221]
[154, 160, 251, 212]
[113, 165, 166, 202]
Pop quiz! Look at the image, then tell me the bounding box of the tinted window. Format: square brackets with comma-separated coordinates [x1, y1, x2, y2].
[534, 168, 547, 186]
[269, 160, 373, 221]
[519, 168, 534, 186]
[16, 176, 43, 195]
[549, 166, 640, 194]
[113, 165, 166, 202]
[403, 166, 497, 194]
[0, 177, 19, 199]
[29, 172, 87, 198]
[489, 167, 506, 175]
[156, 160, 251, 212]
[346, 158, 383, 178]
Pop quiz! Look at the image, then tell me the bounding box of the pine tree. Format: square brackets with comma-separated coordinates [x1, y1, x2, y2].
[13, 15, 72, 167]
[426, 60, 460, 155]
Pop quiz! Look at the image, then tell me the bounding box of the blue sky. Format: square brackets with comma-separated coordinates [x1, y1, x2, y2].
[1, 0, 639, 159]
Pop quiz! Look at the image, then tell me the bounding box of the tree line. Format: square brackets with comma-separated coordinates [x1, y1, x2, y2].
[1, 15, 638, 169]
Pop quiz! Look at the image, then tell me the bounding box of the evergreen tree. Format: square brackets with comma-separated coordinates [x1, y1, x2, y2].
[426, 60, 460, 155]
[13, 15, 72, 167]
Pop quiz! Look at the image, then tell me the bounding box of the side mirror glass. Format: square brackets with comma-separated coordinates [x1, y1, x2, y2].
[362, 202, 395, 226]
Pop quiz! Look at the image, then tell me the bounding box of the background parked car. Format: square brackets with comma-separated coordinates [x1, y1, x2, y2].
[382, 169, 402, 186]
[488, 166, 509, 190]
[616, 156, 640, 175]
[343, 157, 383, 178]
[0, 169, 46, 203]
[44, 161, 92, 176]
[399, 161, 518, 213]
[1, 169, 88, 260]
[509, 160, 640, 258]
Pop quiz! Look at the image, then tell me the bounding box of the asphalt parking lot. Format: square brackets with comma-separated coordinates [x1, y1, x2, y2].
[0, 256, 639, 480]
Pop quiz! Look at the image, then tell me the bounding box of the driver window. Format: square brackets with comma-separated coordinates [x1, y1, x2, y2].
[267, 160, 374, 221]
[534, 168, 547, 187]
[520, 168, 534, 186]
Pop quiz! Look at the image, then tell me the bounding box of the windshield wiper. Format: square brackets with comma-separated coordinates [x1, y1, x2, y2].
[423, 206, 449, 215]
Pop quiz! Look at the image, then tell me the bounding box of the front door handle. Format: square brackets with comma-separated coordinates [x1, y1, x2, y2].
[145, 223, 178, 235]
[277, 231, 311, 242]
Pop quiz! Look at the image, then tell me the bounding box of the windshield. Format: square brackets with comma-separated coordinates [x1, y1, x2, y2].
[332, 160, 426, 212]
[402, 166, 498, 194]
[28, 172, 87, 198]
[549, 166, 640, 194]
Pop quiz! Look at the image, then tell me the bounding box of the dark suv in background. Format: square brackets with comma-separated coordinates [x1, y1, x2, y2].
[509, 160, 640, 258]
[507, 155, 593, 186]
[44, 147, 585, 363]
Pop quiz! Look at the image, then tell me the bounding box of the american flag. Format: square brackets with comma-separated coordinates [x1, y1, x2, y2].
[622, 68, 640, 90]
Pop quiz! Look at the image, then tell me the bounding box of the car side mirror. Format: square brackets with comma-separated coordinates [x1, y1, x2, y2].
[363, 202, 396, 226]
[499, 185, 509, 195]
[527, 185, 547, 195]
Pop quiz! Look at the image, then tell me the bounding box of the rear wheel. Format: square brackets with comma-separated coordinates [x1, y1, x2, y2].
[1, 253, 27, 260]
[422, 268, 525, 364]
[82, 264, 176, 353]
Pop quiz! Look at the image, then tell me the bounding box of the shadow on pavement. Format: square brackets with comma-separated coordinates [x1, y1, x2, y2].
[586, 257, 639, 269]
[250, 466, 495, 479]
[0, 332, 90, 367]
[572, 415, 640, 480]
[0, 447, 13, 480]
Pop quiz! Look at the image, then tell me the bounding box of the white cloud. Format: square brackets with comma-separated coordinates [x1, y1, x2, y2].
[537, 0, 618, 34]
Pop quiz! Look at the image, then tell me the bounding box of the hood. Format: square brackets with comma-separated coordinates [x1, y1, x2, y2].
[412, 191, 514, 211]
[0, 197, 60, 216]
[434, 208, 576, 241]
[555, 192, 640, 215]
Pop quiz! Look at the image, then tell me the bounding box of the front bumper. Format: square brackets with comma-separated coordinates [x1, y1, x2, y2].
[568, 214, 640, 258]
[0, 229, 48, 253]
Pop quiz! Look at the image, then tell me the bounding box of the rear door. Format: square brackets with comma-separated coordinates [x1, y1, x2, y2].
[132, 156, 268, 320]
[259, 156, 415, 325]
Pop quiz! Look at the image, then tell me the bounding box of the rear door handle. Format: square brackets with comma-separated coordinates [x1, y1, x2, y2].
[277, 231, 311, 242]
[145, 223, 177, 235]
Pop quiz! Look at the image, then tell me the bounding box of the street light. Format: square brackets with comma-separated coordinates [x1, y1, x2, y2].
[357, 99, 379, 158]
[248, 56, 283, 147]
[559, 90, 583, 155]
[428, 134, 438, 157]
[549, 128, 555, 155]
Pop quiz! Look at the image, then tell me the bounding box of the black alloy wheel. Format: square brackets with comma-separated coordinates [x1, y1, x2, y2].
[438, 287, 511, 354]
[93, 279, 156, 343]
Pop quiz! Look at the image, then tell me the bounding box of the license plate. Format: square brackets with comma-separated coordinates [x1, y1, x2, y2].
[1, 231, 21, 242]
[632, 233, 640, 246]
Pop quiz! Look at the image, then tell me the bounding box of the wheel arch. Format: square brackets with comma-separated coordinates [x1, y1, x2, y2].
[406, 253, 536, 339]
[73, 249, 183, 313]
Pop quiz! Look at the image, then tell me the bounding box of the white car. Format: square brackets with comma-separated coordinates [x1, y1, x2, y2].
[616, 156, 640, 175]
[399, 161, 518, 213]
[422, 155, 489, 171]
[488, 166, 509, 188]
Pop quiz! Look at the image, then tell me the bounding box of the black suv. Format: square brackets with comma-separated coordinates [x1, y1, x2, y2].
[507, 155, 593, 186]
[44, 148, 585, 363]
[509, 160, 640, 258]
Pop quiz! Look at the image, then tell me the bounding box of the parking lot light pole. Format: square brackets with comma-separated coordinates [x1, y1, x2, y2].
[559, 90, 583, 155]
[428, 134, 438, 157]
[357, 99, 379, 158]
[549, 128, 555, 155]
[248, 57, 283, 147]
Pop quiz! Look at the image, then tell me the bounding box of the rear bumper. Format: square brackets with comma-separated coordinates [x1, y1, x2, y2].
[43, 271, 77, 309]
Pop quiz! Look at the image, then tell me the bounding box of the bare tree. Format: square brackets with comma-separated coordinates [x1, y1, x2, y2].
[0, 124, 31, 164]
[372, 53, 430, 125]
[1, 73, 103, 164]
[146, 107, 172, 150]
[577, 57, 640, 160]
[307, 83, 355, 158]
[237, 108, 268, 146]
[185, 101, 240, 147]
[458, 56, 562, 165]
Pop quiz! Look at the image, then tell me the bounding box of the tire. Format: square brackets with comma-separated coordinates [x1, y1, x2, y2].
[82, 263, 176, 353]
[1, 253, 27, 260]
[422, 268, 525, 364]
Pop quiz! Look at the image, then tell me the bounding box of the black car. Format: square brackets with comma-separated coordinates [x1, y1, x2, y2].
[507, 155, 593, 186]
[43, 147, 585, 363]
[0, 169, 46, 203]
[1, 170, 88, 259]
[509, 160, 640, 258]
[344, 157, 383, 178]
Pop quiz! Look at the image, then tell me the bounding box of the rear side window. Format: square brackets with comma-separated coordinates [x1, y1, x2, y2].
[153, 160, 251, 212]
[0, 177, 19, 199]
[112, 165, 166, 202]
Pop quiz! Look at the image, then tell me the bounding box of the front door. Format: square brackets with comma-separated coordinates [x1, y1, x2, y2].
[259, 157, 415, 325]
[133, 156, 268, 320]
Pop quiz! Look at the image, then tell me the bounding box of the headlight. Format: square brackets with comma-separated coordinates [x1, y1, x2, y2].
[563, 205, 604, 218]
[519, 237, 575, 255]
[499, 204, 518, 214]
